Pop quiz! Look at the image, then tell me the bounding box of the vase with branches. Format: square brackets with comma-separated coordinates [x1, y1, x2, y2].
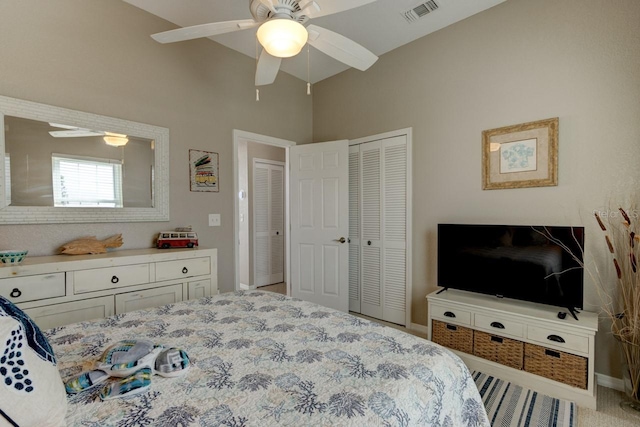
[541, 207, 640, 411]
[594, 207, 640, 410]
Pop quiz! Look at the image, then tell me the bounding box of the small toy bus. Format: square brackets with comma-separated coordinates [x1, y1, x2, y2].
[156, 231, 198, 249]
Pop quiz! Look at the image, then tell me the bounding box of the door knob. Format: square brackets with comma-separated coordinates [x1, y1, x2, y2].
[334, 237, 346, 244]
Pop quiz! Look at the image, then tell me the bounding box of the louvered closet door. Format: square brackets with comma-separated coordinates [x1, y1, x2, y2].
[355, 135, 408, 325]
[348, 145, 361, 313]
[381, 136, 407, 325]
[254, 162, 284, 287]
[360, 141, 383, 320]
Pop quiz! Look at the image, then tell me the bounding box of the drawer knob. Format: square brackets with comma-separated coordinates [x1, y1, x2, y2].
[547, 334, 565, 343]
[490, 321, 505, 329]
[444, 311, 456, 318]
[111, 276, 119, 284]
[10, 288, 22, 298]
[182, 267, 188, 274]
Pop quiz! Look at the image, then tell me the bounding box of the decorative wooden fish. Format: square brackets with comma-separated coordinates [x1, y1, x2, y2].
[59, 234, 123, 255]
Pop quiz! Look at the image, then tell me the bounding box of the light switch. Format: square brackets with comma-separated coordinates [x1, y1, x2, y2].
[208, 213, 221, 227]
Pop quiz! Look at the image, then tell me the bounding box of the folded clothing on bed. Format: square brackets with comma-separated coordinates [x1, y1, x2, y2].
[65, 339, 190, 400]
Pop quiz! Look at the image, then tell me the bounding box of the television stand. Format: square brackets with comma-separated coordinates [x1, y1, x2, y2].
[427, 289, 598, 409]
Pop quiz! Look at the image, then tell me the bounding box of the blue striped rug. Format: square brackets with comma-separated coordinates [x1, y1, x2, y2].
[473, 371, 576, 427]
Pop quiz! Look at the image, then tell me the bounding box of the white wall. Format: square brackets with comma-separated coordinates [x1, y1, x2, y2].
[313, 0, 640, 378]
[0, 0, 313, 292]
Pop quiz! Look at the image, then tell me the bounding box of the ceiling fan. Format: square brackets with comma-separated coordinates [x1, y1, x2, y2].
[150, 0, 379, 86]
[48, 124, 129, 147]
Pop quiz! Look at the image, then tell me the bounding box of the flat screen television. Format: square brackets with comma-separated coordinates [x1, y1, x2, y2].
[437, 224, 584, 318]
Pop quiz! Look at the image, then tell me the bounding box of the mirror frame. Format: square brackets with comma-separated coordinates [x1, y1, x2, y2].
[0, 95, 169, 224]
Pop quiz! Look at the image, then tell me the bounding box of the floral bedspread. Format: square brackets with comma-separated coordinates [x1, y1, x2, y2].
[48, 291, 490, 426]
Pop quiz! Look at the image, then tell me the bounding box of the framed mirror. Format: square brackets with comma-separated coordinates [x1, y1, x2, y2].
[0, 95, 169, 224]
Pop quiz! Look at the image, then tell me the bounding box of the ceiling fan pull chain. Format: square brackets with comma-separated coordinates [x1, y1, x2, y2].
[306, 45, 311, 96]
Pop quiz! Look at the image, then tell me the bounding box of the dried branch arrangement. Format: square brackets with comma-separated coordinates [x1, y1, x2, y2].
[594, 208, 640, 402]
[539, 207, 640, 403]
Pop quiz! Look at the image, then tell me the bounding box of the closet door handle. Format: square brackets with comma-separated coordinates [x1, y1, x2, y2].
[547, 334, 565, 343]
[367, 241, 372, 245]
[10, 288, 22, 298]
[182, 267, 189, 274]
[334, 237, 346, 244]
[490, 321, 505, 329]
[111, 276, 119, 284]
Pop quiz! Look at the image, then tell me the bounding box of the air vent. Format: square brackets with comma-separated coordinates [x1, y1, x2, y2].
[402, 0, 439, 23]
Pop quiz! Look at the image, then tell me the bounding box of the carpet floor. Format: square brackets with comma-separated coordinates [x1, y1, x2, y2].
[473, 371, 576, 427]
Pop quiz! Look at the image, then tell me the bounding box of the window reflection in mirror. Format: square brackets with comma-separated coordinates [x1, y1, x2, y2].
[4, 115, 154, 208]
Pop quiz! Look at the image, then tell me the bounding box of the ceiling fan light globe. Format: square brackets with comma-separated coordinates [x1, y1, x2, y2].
[257, 19, 308, 58]
[104, 136, 129, 147]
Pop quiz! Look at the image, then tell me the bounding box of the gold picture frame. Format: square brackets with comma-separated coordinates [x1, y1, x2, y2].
[482, 117, 558, 190]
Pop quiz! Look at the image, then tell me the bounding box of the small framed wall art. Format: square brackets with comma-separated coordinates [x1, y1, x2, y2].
[482, 117, 558, 190]
[189, 149, 219, 192]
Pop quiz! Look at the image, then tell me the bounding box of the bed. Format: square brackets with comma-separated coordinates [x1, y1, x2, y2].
[48, 291, 490, 426]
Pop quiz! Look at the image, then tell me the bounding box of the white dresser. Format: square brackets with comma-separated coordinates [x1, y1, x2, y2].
[427, 289, 598, 409]
[0, 248, 217, 329]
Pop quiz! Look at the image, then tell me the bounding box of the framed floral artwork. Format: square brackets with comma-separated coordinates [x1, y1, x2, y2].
[189, 149, 219, 192]
[482, 117, 558, 190]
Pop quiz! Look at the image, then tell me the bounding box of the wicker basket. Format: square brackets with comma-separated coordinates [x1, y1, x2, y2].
[473, 330, 524, 370]
[432, 319, 473, 354]
[524, 343, 588, 389]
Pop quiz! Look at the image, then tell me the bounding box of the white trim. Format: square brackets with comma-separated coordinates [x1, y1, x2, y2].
[233, 130, 295, 295]
[596, 373, 624, 391]
[410, 322, 429, 335]
[349, 128, 413, 327]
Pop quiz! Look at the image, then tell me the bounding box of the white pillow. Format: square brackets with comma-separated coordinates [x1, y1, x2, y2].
[0, 296, 67, 427]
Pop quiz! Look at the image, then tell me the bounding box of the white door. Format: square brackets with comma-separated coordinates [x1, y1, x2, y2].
[253, 161, 285, 286]
[290, 140, 349, 312]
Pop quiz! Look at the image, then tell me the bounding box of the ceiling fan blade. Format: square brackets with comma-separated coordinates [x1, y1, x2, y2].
[255, 49, 282, 86]
[151, 19, 258, 44]
[306, 24, 378, 71]
[295, 1, 321, 18]
[257, 0, 278, 15]
[49, 130, 105, 138]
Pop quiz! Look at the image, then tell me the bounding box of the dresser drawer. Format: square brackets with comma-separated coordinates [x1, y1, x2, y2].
[430, 304, 471, 326]
[0, 273, 66, 303]
[74, 264, 150, 294]
[155, 257, 210, 282]
[527, 326, 589, 354]
[474, 313, 524, 338]
[115, 284, 183, 314]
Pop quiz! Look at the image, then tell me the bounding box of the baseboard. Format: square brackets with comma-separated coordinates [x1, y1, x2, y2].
[410, 323, 429, 335]
[239, 283, 257, 290]
[596, 373, 624, 391]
